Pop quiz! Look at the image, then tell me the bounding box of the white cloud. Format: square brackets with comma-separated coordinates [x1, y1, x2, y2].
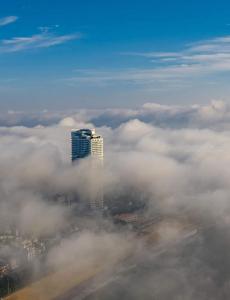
[122, 51, 181, 58]
[66, 35, 230, 87]
[0, 31, 81, 53]
[2, 104, 230, 297]
[0, 16, 18, 27]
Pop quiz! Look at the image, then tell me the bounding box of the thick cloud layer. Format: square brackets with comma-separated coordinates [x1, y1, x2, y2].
[1, 101, 230, 298]
[3, 99, 230, 130]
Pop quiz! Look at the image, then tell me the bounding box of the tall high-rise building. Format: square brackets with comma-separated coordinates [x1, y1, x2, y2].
[71, 129, 103, 162]
[71, 129, 104, 210]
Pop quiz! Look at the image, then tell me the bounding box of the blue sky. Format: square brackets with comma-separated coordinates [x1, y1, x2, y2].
[1, 0, 230, 110]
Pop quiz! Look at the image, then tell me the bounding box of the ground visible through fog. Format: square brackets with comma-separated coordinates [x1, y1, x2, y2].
[58, 221, 230, 300]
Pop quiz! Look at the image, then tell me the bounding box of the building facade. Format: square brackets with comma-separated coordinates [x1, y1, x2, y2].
[71, 129, 103, 162]
[71, 129, 104, 210]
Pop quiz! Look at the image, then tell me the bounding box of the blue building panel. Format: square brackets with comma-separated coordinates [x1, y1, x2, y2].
[71, 129, 92, 162]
